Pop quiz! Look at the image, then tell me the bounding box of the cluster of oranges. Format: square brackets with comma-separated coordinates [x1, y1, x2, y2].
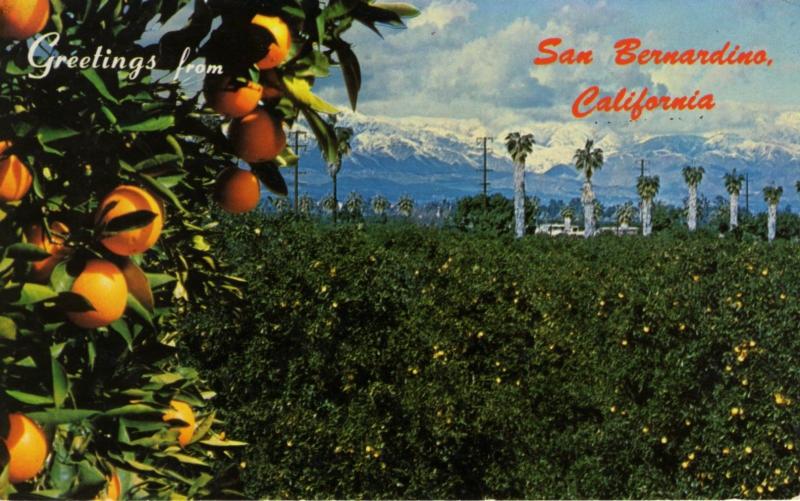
[204, 14, 292, 214]
[0, 0, 202, 491]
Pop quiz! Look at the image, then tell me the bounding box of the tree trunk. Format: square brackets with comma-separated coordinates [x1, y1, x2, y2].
[564, 216, 572, 234]
[642, 199, 653, 236]
[514, 161, 525, 239]
[729, 192, 739, 229]
[688, 185, 697, 231]
[581, 181, 595, 238]
[332, 173, 338, 224]
[768, 203, 777, 241]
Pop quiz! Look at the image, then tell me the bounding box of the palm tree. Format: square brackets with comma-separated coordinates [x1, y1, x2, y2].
[724, 170, 745, 229]
[327, 116, 354, 224]
[344, 191, 364, 221]
[682, 165, 705, 231]
[593, 200, 604, 226]
[505, 132, 535, 239]
[763, 185, 783, 242]
[371, 195, 390, 222]
[397, 195, 414, 218]
[637, 175, 660, 236]
[320, 194, 336, 215]
[298, 194, 315, 218]
[615, 202, 636, 231]
[560, 206, 575, 234]
[573, 139, 604, 238]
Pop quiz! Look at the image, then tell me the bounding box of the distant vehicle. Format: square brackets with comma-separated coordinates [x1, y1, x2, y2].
[536, 224, 638, 237]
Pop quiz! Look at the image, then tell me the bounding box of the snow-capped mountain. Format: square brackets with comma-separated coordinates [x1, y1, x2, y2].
[287, 112, 800, 210]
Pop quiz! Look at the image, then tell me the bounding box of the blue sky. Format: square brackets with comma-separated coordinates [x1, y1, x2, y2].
[315, 0, 800, 136]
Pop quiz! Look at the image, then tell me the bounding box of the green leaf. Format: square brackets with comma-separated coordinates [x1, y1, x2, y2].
[301, 107, 339, 166]
[0, 317, 16, 341]
[199, 436, 248, 447]
[283, 77, 340, 114]
[6, 390, 54, 405]
[53, 292, 95, 312]
[51, 358, 68, 408]
[119, 115, 175, 132]
[12, 283, 58, 305]
[251, 163, 288, 196]
[109, 320, 133, 350]
[26, 409, 99, 424]
[334, 41, 362, 111]
[37, 126, 80, 145]
[140, 174, 187, 213]
[167, 453, 208, 467]
[104, 404, 160, 417]
[5, 243, 51, 262]
[126, 293, 153, 327]
[81, 69, 119, 103]
[146, 273, 176, 290]
[372, 2, 421, 18]
[101, 210, 156, 235]
[131, 154, 181, 173]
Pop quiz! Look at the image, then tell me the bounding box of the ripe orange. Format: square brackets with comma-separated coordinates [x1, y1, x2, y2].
[0, 140, 32, 202]
[163, 400, 196, 448]
[95, 471, 121, 501]
[215, 167, 261, 214]
[251, 15, 291, 69]
[0, 0, 50, 40]
[3, 413, 48, 484]
[67, 259, 128, 329]
[25, 221, 69, 282]
[228, 108, 286, 163]
[205, 76, 263, 118]
[97, 185, 164, 256]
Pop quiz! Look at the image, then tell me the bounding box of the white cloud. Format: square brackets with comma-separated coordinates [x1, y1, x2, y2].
[408, 0, 477, 31]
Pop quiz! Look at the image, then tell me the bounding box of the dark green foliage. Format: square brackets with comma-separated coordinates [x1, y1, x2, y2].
[451, 194, 537, 235]
[185, 215, 800, 499]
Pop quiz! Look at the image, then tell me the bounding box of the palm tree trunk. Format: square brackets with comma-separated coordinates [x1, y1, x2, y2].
[643, 199, 653, 236]
[514, 161, 525, 238]
[581, 181, 594, 238]
[768, 203, 777, 241]
[729, 192, 739, 229]
[688, 185, 697, 231]
[332, 173, 338, 224]
[564, 216, 572, 234]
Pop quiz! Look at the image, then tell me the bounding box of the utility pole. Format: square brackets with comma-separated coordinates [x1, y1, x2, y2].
[476, 136, 493, 210]
[291, 130, 308, 216]
[745, 172, 750, 214]
[640, 159, 645, 178]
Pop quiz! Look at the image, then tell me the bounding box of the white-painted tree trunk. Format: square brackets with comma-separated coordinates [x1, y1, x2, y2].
[581, 182, 595, 238]
[642, 199, 653, 236]
[729, 192, 739, 229]
[514, 161, 525, 239]
[564, 216, 572, 234]
[688, 185, 697, 231]
[768, 203, 777, 241]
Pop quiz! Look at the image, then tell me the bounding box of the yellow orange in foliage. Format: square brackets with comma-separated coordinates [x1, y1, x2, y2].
[205, 76, 263, 118]
[25, 221, 69, 282]
[95, 470, 121, 501]
[0, 0, 50, 40]
[228, 108, 286, 163]
[97, 185, 164, 256]
[163, 400, 196, 447]
[215, 167, 261, 214]
[0, 140, 32, 202]
[67, 259, 128, 329]
[3, 413, 48, 484]
[251, 15, 291, 69]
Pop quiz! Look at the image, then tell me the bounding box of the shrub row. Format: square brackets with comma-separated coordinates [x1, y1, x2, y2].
[183, 214, 800, 499]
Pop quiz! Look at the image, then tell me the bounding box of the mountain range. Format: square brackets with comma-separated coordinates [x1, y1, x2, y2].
[281, 112, 800, 211]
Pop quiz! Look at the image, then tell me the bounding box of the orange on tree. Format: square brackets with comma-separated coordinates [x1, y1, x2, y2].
[215, 167, 261, 214]
[95, 471, 121, 501]
[0, 140, 33, 202]
[67, 259, 128, 329]
[163, 400, 196, 448]
[24, 221, 70, 282]
[204, 76, 263, 118]
[250, 15, 291, 70]
[228, 108, 286, 163]
[97, 185, 164, 256]
[0, 0, 50, 40]
[3, 413, 48, 484]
